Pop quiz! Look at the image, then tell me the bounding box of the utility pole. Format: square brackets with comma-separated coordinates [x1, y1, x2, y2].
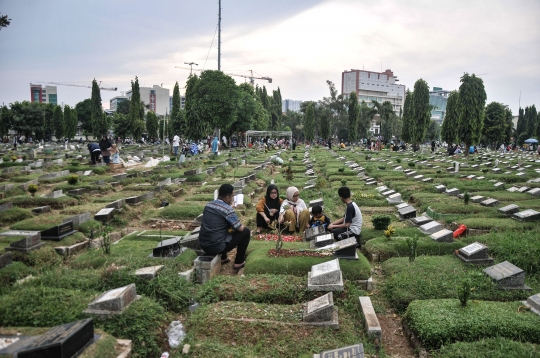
[184, 62, 198, 75]
[218, 0, 221, 71]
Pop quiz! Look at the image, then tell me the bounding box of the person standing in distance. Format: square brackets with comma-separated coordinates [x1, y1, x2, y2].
[172, 133, 180, 156]
[199, 184, 250, 271]
[328, 187, 363, 242]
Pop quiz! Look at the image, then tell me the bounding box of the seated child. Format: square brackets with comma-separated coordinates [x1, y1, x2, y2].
[309, 205, 330, 230]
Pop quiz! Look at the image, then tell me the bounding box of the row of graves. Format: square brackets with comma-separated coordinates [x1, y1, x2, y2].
[0, 143, 396, 357]
[1, 141, 539, 355]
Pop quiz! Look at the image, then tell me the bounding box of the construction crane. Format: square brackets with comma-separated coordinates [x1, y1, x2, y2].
[36, 81, 117, 91]
[174, 67, 272, 86]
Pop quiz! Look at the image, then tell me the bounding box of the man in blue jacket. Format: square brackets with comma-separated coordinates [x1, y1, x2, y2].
[87, 142, 101, 164]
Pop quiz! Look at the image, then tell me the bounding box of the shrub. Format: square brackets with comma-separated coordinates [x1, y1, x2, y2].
[22, 154, 27, 161]
[371, 215, 391, 230]
[377, 165, 386, 170]
[457, 278, 472, 306]
[0, 207, 33, 225]
[405, 299, 540, 349]
[27, 183, 38, 196]
[396, 158, 402, 163]
[67, 174, 79, 185]
[11, 246, 63, 269]
[406, 236, 418, 262]
[482, 168, 489, 173]
[435, 338, 539, 358]
[92, 166, 106, 175]
[408, 162, 416, 167]
[464, 191, 470, 205]
[70, 160, 80, 166]
[338, 166, 345, 172]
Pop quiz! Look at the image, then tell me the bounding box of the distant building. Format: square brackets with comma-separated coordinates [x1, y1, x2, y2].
[341, 69, 406, 135]
[282, 99, 302, 112]
[169, 95, 186, 111]
[429, 87, 451, 125]
[126, 85, 170, 115]
[30, 84, 57, 105]
[110, 96, 128, 112]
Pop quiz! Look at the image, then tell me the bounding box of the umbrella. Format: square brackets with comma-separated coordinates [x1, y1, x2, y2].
[524, 138, 538, 144]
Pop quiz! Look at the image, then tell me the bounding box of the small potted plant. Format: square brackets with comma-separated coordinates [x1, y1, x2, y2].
[28, 183, 38, 197]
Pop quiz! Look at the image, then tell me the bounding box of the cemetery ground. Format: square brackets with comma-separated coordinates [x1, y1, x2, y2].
[0, 144, 539, 357]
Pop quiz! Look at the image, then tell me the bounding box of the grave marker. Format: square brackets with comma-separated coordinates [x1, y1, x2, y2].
[398, 206, 416, 220]
[512, 209, 540, 222]
[303, 292, 338, 328]
[419, 221, 443, 234]
[430, 229, 454, 243]
[40, 222, 77, 241]
[84, 284, 140, 317]
[94, 208, 115, 223]
[498, 204, 520, 216]
[307, 259, 344, 291]
[484, 261, 531, 290]
[457, 242, 494, 265]
[315, 344, 364, 358]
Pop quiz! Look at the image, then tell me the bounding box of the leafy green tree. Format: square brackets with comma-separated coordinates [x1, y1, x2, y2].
[457, 73, 487, 156]
[282, 110, 303, 139]
[0, 105, 10, 137]
[184, 74, 208, 140]
[90, 79, 103, 137]
[231, 83, 257, 135]
[252, 101, 269, 131]
[112, 113, 131, 140]
[525, 105, 538, 139]
[10, 101, 45, 140]
[145, 111, 159, 139]
[271, 88, 283, 130]
[116, 100, 130, 115]
[195, 70, 239, 134]
[358, 100, 371, 140]
[43, 103, 55, 141]
[64, 106, 78, 139]
[93, 112, 109, 138]
[482, 102, 506, 149]
[322, 80, 347, 139]
[440, 91, 459, 145]
[320, 110, 330, 142]
[129, 76, 145, 140]
[401, 89, 413, 143]
[371, 100, 396, 141]
[425, 120, 440, 141]
[0, 13, 11, 30]
[347, 92, 360, 142]
[409, 79, 431, 149]
[52, 105, 64, 139]
[304, 103, 315, 142]
[504, 108, 513, 144]
[515, 107, 525, 143]
[170, 82, 185, 137]
[75, 98, 92, 138]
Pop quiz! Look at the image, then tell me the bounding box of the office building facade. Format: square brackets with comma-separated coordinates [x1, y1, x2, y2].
[169, 95, 186, 111]
[30, 84, 58, 105]
[126, 85, 170, 115]
[429, 87, 451, 125]
[282, 99, 302, 113]
[110, 96, 129, 112]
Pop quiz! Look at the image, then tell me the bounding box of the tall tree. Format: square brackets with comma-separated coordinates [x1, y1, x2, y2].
[184, 74, 207, 140]
[146, 111, 159, 139]
[347, 92, 360, 142]
[371, 100, 396, 141]
[440, 91, 459, 145]
[116, 100, 130, 115]
[358, 101, 371, 140]
[170, 82, 184, 136]
[112, 113, 131, 140]
[515, 107, 526, 143]
[44, 103, 55, 141]
[457, 73, 487, 156]
[401, 90, 414, 143]
[0, 105, 11, 137]
[90, 79, 103, 137]
[271, 87, 283, 130]
[231, 83, 257, 135]
[504, 108, 513, 145]
[409, 79, 431, 150]
[64, 105, 78, 139]
[252, 101, 269, 131]
[93, 112, 109, 138]
[194, 70, 239, 135]
[304, 103, 315, 142]
[482, 101, 506, 149]
[525, 105, 538, 139]
[10, 102, 45, 140]
[129, 76, 145, 140]
[425, 120, 440, 141]
[52, 105, 64, 139]
[75, 98, 93, 138]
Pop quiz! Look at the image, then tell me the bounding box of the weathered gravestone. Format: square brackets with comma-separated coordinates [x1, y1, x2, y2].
[445, 188, 460, 196]
[483, 261, 531, 290]
[94, 208, 115, 224]
[359, 296, 382, 342]
[524, 293, 540, 316]
[134, 265, 164, 280]
[303, 292, 339, 328]
[332, 237, 358, 260]
[63, 212, 91, 229]
[179, 232, 201, 251]
[40, 222, 77, 241]
[314, 344, 364, 358]
[311, 233, 334, 248]
[83, 284, 140, 318]
[498, 204, 520, 216]
[395, 202, 409, 210]
[386, 193, 402, 204]
[410, 216, 432, 226]
[456, 242, 494, 265]
[4, 319, 96, 358]
[0, 252, 13, 269]
[470, 195, 484, 203]
[419, 221, 443, 235]
[307, 259, 343, 291]
[512, 209, 540, 222]
[305, 225, 326, 241]
[150, 238, 185, 258]
[194, 254, 221, 284]
[5, 233, 45, 253]
[430, 229, 454, 243]
[398, 206, 416, 220]
[0, 202, 12, 213]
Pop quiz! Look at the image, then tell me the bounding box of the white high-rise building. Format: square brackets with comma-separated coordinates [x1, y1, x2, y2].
[126, 85, 170, 115]
[282, 99, 302, 113]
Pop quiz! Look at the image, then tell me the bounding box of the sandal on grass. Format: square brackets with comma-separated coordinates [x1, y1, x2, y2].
[232, 262, 245, 271]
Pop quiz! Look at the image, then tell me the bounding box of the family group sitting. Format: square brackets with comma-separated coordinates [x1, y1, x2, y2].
[255, 185, 362, 241]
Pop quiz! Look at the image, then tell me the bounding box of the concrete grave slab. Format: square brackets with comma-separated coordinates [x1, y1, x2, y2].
[484, 261, 531, 290]
[419, 221, 443, 234]
[83, 284, 140, 318]
[307, 259, 344, 291]
[430, 229, 454, 243]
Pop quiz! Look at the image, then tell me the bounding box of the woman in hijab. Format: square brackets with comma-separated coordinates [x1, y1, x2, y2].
[99, 135, 113, 164]
[279, 186, 310, 233]
[255, 184, 283, 234]
[110, 143, 120, 164]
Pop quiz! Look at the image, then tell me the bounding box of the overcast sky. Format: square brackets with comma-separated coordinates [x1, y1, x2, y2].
[1, 0, 539, 114]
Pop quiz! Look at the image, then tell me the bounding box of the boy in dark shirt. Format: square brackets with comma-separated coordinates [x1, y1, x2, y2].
[309, 205, 331, 230]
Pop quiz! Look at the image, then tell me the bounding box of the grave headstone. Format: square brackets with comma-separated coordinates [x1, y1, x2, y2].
[524, 293, 540, 316]
[419, 221, 443, 234]
[434, 185, 446, 193]
[430, 229, 454, 243]
[134, 265, 164, 280]
[94, 208, 115, 223]
[83, 284, 140, 317]
[312, 233, 334, 248]
[410, 215, 432, 226]
[5, 233, 45, 253]
[308, 198, 324, 208]
[12, 319, 95, 358]
[470, 195, 484, 203]
[359, 296, 382, 342]
[498, 204, 520, 216]
[63, 212, 91, 229]
[305, 225, 326, 241]
[483, 261, 531, 290]
[194, 254, 221, 284]
[445, 188, 460, 196]
[307, 259, 344, 291]
[512, 209, 540, 222]
[106, 199, 126, 210]
[386, 193, 402, 204]
[40, 222, 77, 241]
[0, 202, 12, 213]
[398, 206, 417, 220]
[0, 252, 13, 269]
[151, 238, 185, 258]
[315, 344, 364, 358]
[527, 188, 540, 196]
[395, 202, 409, 210]
[480, 198, 499, 207]
[332, 237, 358, 260]
[303, 292, 338, 328]
[456, 242, 494, 265]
